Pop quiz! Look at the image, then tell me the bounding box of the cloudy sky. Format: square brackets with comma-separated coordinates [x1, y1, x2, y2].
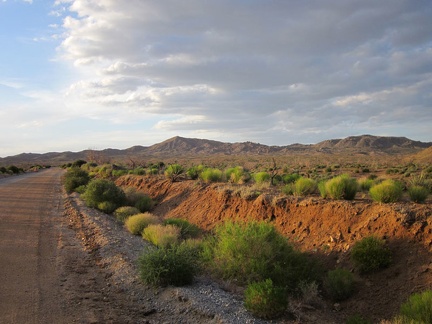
[1, 0, 431, 157]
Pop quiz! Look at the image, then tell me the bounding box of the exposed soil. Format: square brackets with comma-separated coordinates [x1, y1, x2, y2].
[116, 174, 432, 323]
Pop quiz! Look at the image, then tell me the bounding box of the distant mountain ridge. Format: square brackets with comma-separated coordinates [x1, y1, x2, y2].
[1, 135, 431, 166]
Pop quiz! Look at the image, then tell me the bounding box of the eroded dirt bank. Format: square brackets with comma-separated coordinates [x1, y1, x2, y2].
[116, 174, 432, 322]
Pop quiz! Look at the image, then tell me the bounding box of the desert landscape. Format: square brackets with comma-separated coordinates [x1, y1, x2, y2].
[1, 134, 431, 323]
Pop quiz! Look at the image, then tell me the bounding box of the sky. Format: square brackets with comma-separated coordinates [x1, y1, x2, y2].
[1, 0, 431, 157]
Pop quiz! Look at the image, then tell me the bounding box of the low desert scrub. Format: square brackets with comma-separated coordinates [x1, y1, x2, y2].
[164, 163, 185, 182]
[163, 218, 201, 239]
[200, 168, 223, 183]
[351, 236, 391, 274]
[63, 167, 90, 193]
[138, 242, 200, 286]
[292, 177, 316, 196]
[244, 279, 287, 319]
[113, 206, 140, 223]
[201, 220, 319, 290]
[123, 187, 154, 212]
[369, 179, 403, 203]
[346, 315, 372, 324]
[408, 185, 429, 203]
[358, 177, 375, 192]
[232, 185, 262, 200]
[253, 172, 270, 185]
[81, 179, 126, 213]
[398, 290, 432, 323]
[324, 268, 355, 301]
[124, 212, 160, 235]
[142, 224, 181, 248]
[323, 174, 358, 200]
[225, 166, 250, 184]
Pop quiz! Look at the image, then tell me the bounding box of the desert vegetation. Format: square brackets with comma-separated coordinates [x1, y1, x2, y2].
[60, 152, 432, 322]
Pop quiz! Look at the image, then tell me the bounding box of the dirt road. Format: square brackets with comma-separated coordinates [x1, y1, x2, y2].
[0, 169, 146, 324]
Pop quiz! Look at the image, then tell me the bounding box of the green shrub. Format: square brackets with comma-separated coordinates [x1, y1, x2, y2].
[113, 206, 140, 223]
[163, 218, 201, 239]
[318, 181, 327, 198]
[138, 242, 199, 286]
[351, 236, 391, 274]
[399, 290, 432, 323]
[324, 268, 355, 301]
[135, 196, 155, 212]
[225, 166, 250, 184]
[7, 165, 21, 174]
[202, 220, 318, 289]
[82, 179, 126, 213]
[142, 224, 180, 248]
[200, 168, 223, 183]
[124, 212, 160, 235]
[164, 164, 185, 182]
[124, 187, 147, 205]
[282, 173, 300, 184]
[253, 172, 270, 184]
[63, 167, 90, 193]
[324, 174, 358, 200]
[244, 279, 287, 319]
[369, 180, 403, 203]
[293, 177, 316, 196]
[408, 185, 429, 203]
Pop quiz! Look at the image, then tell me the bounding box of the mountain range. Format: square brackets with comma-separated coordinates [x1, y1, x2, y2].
[1, 135, 431, 166]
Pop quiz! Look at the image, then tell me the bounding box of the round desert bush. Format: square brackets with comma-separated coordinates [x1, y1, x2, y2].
[369, 179, 403, 203]
[203, 220, 319, 289]
[399, 290, 432, 323]
[142, 224, 181, 248]
[63, 167, 90, 193]
[358, 177, 375, 192]
[97, 201, 118, 214]
[324, 174, 358, 200]
[324, 268, 355, 301]
[253, 172, 270, 185]
[163, 218, 201, 239]
[124, 212, 160, 235]
[282, 173, 300, 184]
[293, 177, 316, 196]
[164, 163, 184, 182]
[225, 166, 249, 184]
[138, 242, 199, 286]
[124, 187, 149, 205]
[113, 206, 140, 223]
[135, 196, 155, 212]
[351, 236, 391, 274]
[199, 168, 223, 183]
[244, 279, 287, 319]
[82, 179, 126, 213]
[408, 185, 429, 203]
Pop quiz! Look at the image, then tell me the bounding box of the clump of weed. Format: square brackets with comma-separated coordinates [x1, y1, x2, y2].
[142, 224, 181, 248]
[351, 236, 391, 274]
[138, 242, 200, 286]
[200, 168, 223, 183]
[253, 172, 270, 185]
[63, 167, 90, 193]
[113, 206, 140, 223]
[408, 185, 429, 203]
[164, 164, 185, 182]
[244, 279, 287, 319]
[293, 177, 316, 196]
[125, 212, 160, 235]
[163, 218, 201, 239]
[399, 290, 432, 323]
[324, 268, 355, 301]
[324, 174, 358, 200]
[123, 187, 154, 212]
[369, 179, 403, 203]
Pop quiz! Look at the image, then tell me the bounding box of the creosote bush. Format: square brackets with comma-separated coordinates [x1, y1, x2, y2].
[244, 279, 287, 319]
[138, 242, 199, 286]
[399, 290, 432, 323]
[201, 220, 319, 290]
[351, 236, 391, 274]
[324, 174, 358, 200]
[369, 179, 403, 203]
[63, 167, 90, 193]
[124, 212, 160, 235]
[142, 224, 180, 248]
[113, 206, 140, 223]
[324, 268, 355, 301]
[82, 179, 126, 213]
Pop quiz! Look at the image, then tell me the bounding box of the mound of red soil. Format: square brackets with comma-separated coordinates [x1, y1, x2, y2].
[116, 175, 432, 322]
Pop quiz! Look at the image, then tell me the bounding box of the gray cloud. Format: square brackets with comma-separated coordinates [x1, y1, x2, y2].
[57, 0, 432, 145]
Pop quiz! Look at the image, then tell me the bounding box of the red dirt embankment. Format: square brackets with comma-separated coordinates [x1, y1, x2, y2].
[116, 175, 432, 322]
